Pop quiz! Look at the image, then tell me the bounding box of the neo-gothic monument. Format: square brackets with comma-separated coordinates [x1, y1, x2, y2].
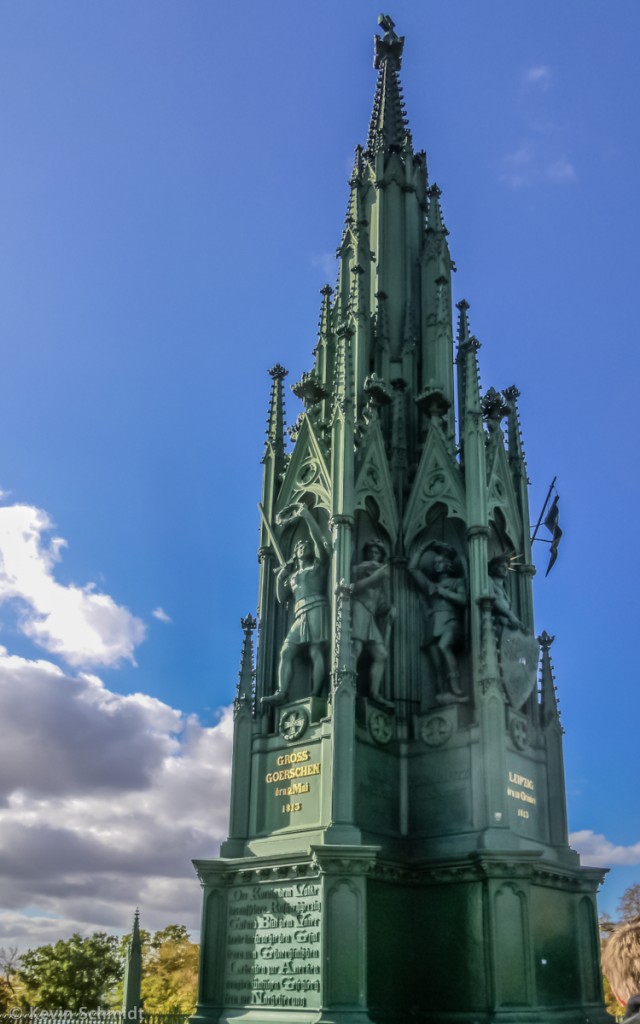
[191, 17, 608, 1024]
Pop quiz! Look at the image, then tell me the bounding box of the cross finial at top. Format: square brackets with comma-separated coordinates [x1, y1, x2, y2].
[374, 13, 404, 69]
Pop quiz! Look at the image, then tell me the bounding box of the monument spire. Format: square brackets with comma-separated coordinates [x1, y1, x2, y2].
[367, 15, 411, 154]
[192, 18, 610, 1024]
[121, 909, 142, 1020]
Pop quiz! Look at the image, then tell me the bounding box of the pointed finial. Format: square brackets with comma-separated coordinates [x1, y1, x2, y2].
[456, 299, 471, 345]
[235, 614, 256, 713]
[368, 16, 411, 152]
[374, 14, 404, 69]
[268, 364, 288, 382]
[123, 907, 143, 1015]
[349, 145, 365, 185]
[482, 386, 510, 434]
[263, 366, 288, 469]
[503, 385, 529, 475]
[427, 183, 448, 236]
[538, 631, 561, 726]
[538, 630, 554, 651]
[314, 286, 334, 350]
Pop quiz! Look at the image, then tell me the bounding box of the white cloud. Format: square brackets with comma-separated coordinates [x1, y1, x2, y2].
[0, 648, 233, 947]
[500, 146, 533, 188]
[152, 607, 172, 624]
[311, 251, 337, 281]
[571, 830, 640, 866]
[524, 65, 552, 88]
[546, 158, 577, 182]
[0, 504, 145, 667]
[500, 145, 577, 189]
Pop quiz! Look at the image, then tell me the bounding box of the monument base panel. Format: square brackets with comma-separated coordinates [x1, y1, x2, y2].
[192, 849, 609, 1024]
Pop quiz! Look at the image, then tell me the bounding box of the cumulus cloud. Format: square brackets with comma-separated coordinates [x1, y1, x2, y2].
[0, 648, 233, 947]
[571, 830, 640, 867]
[152, 607, 172, 623]
[0, 504, 145, 667]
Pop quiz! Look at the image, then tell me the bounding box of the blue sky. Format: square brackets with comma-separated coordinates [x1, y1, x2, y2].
[0, 0, 639, 946]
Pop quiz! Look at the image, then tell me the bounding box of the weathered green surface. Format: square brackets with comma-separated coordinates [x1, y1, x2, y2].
[122, 909, 142, 1018]
[191, 15, 610, 1024]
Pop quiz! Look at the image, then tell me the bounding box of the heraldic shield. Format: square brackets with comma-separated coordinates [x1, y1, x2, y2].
[500, 630, 539, 710]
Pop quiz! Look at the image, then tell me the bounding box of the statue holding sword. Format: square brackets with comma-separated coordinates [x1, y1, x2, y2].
[260, 502, 330, 706]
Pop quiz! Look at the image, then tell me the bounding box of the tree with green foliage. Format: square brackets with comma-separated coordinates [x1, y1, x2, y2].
[618, 884, 640, 924]
[110, 924, 199, 1014]
[0, 947, 21, 1010]
[142, 925, 199, 1014]
[19, 932, 123, 1010]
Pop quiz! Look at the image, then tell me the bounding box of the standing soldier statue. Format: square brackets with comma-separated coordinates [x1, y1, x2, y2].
[409, 541, 468, 704]
[350, 540, 396, 709]
[262, 503, 329, 706]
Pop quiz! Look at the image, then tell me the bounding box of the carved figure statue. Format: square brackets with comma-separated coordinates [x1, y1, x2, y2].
[488, 554, 523, 637]
[409, 541, 467, 704]
[262, 504, 329, 706]
[487, 553, 539, 710]
[350, 540, 396, 709]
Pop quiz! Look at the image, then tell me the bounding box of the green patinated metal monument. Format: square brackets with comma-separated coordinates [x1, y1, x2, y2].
[192, 16, 609, 1024]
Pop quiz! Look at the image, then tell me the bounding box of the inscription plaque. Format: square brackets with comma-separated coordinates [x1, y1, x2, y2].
[224, 880, 322, 1009]
[259, 744, 322, 834]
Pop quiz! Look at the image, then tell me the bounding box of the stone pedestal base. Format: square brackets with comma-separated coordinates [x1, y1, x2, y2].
[190, 847, 611, 1024]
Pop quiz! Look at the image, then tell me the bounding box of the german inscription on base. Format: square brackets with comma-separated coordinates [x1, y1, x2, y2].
[224, 881, 322, 1008]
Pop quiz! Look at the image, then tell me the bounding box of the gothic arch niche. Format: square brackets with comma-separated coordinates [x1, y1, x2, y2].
[326, 879, 364, 1006]
[202, 889, 224, 1005]
[493, 883, 531, 1007]
[407, 505, 470, 711]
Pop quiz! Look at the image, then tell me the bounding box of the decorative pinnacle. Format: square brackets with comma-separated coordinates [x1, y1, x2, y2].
[268, 364, 288, 381]
[374, 14, 404, 69]
[350, 145, 365, 185]
[503, 385, 529, 474]
[482, 386, 510, 428]
[538, 631, 560, 725]
[368, 15, 410, 152]
[427, 183, 448, 236]
[235, 614, 256, 712]
[537, 630, 555, 650]
[263, 367, 287, 470]
[456, 299, 471, 344]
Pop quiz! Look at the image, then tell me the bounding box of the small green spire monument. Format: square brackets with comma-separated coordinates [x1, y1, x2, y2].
[122, 909, 142, 1020]
[192, 16, 609, 1024]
